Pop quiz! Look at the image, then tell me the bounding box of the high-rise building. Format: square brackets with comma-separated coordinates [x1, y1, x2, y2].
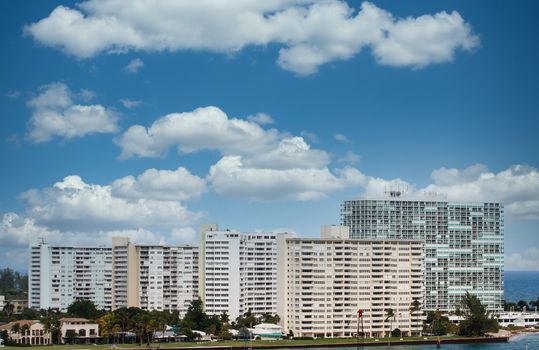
[276, 229, 424, 338]
[202, 230, 287, 320]
[111, 237, 198, 315]
[341, 199, 504, 311]
[198, 224, 218, 305]
[29, 241, 112, 311]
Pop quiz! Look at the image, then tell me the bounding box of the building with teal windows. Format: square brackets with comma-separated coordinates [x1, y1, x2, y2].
[341, 199, 504, 312]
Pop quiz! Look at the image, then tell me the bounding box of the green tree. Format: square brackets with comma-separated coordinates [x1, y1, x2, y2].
[503, 301, 517, 311]
[385, 308, 395, 338]
[457, 292, 498, 336]
[67, 299, 101, 320]
[516, 300, 528, 311]
[391, 328, 401, 337]
[426, 311, 454, 336]
[0, 268, 27, 297]
[0, 330, 9, 344]
[181, 299, 209, 332]
[10, 322, 20, 338]
[2, 301, 15, 320]
[98, 312, 118, 343]
[234, 309, 258, 329]
[20, 324, 30, 338]
[65, 330, 78, 344]
[409, 299, 422, 336]
[41, 308, 61, 344]
[530, 297, 539, 311]
[261, 313, 280, 324]
[218, 323, 232, 340]
[20, 308, 40, 320]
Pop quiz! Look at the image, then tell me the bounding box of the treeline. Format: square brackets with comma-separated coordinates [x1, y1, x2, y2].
[0, 268, 28, 298]
[504, 298, 539, 311]
[1, 298, 280, 345]
[424, 293, 499, 337]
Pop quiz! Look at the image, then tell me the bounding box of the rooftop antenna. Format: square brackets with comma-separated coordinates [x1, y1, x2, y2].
[384, 183, 408, 198]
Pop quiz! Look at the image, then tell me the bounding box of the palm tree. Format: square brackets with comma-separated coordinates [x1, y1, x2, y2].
[409, 299, 421, 337]
[20, 324, 30, 344]
[11, 322, 20, 343]
[385, 308, 396, 347]
[41, 308, 61, 344]
[3, 302, 15, 319]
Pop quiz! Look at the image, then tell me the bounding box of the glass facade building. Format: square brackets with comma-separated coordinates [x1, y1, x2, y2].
[341, 199, 504, 311]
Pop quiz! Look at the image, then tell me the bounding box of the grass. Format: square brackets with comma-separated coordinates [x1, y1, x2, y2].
[1, 336, 465, 350]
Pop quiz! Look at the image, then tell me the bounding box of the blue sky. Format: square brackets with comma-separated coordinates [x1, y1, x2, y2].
[1, 0, 538, 271]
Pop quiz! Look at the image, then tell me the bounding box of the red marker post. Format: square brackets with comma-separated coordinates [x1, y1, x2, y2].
[356, 309, 364, 350]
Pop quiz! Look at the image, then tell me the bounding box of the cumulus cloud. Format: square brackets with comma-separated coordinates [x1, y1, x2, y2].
[21, 175, 202, 231]
[124, 58, 144, 73]
[247, 113, 275, 125]
[115, 106, 282, 158]
[244, 137, 330, 170]
[0, 212, 173, 270]
[208, 156, 364, 201]
[120, 98, 141, 109]
[112, 167, 206, 201]
[354, 164, 539, 219]
[24, 1, 479, 75]
[506, 247, 539, 271]
[27, 82, 118, 142]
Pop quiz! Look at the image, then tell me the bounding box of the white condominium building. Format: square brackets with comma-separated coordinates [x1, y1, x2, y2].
[202, 230, 287, 320]
[111, 237, 198, 315]
[276, 229, 424, 338]
[341, 199, 504, 312]
[29, 241, 112, 311]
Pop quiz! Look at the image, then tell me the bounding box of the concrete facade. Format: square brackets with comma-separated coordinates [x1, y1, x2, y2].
[29, 241, 112, 311]
[0, 321, 52, 345]
[341, 199, 504, 312]
[277, 233, 424, 338]
[203, 230, 286, 320]
[111, 237, 198, 315]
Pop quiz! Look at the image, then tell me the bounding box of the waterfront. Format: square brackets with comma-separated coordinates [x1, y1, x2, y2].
[505, 271, 539, 304]
[280, 334, 538, 349]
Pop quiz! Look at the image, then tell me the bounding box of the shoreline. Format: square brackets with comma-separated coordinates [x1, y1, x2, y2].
[116, 337, 508, 350]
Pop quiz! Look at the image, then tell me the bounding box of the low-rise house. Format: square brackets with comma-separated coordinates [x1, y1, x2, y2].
[60, 318, 100, 344]
[0, 320, 52, 345]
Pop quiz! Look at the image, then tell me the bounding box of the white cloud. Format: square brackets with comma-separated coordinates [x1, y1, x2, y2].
[208, 156, 365, 201]
[334, 133, 350, 143]
[124, 58, 144, 73]
[170, 227, 197, 245]
[78, 88, 96, 101]
[120, 98, 141, 109]
[247, 113, 275, 125]
[424, 164, 539, 218]
[354, 164, 539, 219]
[0, 212, 181, 270]
[24, 1, 479, 75]
[338, 151, 360, 164]
[27, 82, 118, 143]
[112, 167, 206, 201]
[115, 106, 282, 159]
[244, 137, 330, 170]
[506, 247, 539, 271]
[21, 175, 202, 231]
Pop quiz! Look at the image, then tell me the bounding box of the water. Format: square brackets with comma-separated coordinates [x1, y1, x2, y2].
[282, 333, 539, 349]
[505, 271, 539, 303]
